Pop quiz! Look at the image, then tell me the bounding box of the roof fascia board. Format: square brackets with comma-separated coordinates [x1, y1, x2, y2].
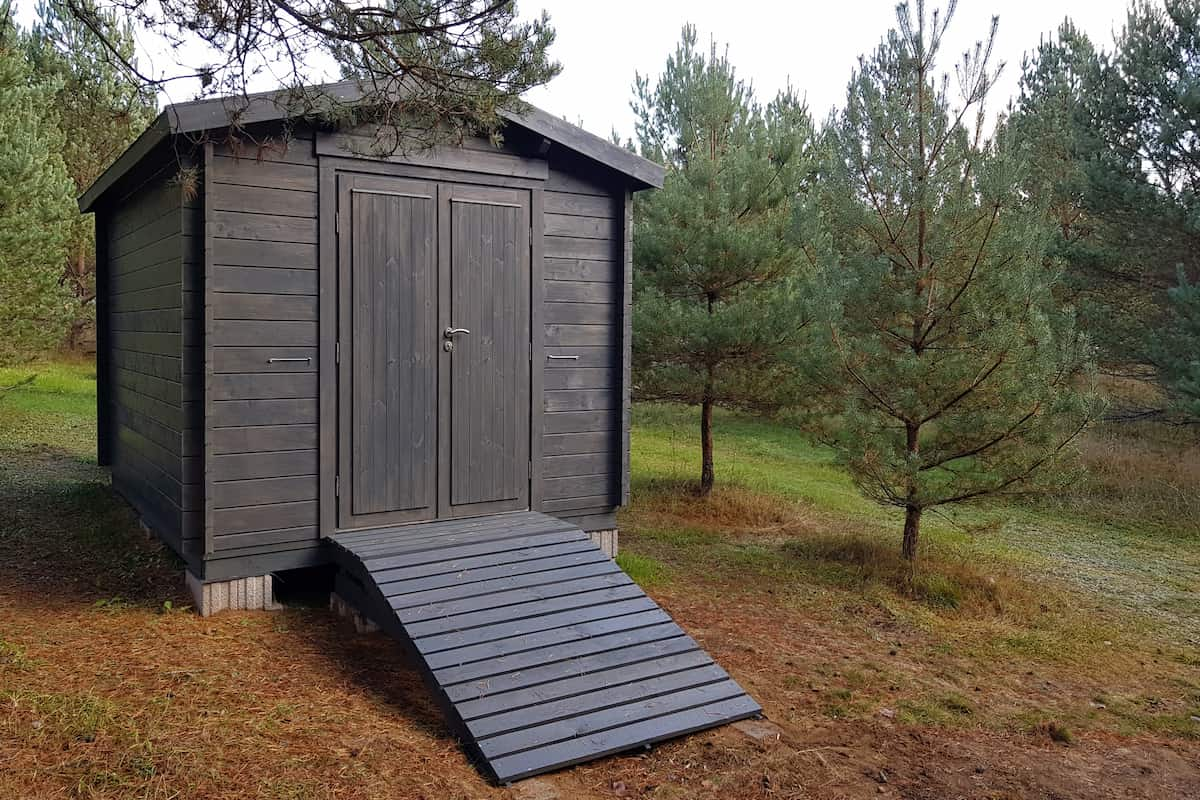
[77, 112, 170, 212]
[499, 104, 663, 189]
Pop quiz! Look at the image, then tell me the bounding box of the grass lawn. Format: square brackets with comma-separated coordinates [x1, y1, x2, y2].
[1, 360, 1198, 799]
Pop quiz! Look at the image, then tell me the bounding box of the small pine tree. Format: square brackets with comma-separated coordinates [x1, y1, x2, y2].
[798, 2, 1102, 560]
[631, 25, 813, 495]
[0, 5, 75, 364]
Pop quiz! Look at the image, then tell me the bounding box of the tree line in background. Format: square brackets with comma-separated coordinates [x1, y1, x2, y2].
[631, 0, 1200, 558]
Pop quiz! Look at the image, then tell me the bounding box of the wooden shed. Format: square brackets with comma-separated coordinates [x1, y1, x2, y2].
[80, 81, 759, 783]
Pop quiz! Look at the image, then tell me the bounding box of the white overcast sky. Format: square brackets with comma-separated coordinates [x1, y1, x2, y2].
[15, 0, 1137, 140]
[523, 0, 1134, 141]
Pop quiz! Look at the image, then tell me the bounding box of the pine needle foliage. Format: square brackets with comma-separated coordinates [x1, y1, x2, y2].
[25, 0, 157, 347]
[0, 5, 75, 364]
[1013, 1, 1200, 420]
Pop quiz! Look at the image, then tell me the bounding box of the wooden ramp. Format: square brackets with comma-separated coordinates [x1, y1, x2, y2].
[328, 511, 761, 784]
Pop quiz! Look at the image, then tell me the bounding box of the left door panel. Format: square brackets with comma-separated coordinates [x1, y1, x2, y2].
[337, 175, 438, 529]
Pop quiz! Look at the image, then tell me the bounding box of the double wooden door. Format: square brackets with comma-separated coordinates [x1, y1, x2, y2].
[336, 173, 531, 530]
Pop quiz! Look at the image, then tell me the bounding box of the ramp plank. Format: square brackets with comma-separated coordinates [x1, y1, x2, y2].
[422, 608, 674, 670]
[329, 511, 760, 783]
[387, 559, 622, 605]
[379, 550, 612, 597]
[414, 596, 662, 654]
[431, 621, 685, 684]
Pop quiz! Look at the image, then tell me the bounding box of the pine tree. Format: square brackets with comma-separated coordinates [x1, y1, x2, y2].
[631, 25, 813, 495]
[25, 0, 157, 349]
[0, 5, 75, 364]
[798, 2, 1101, 560]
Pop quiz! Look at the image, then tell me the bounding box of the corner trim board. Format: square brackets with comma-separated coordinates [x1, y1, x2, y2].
[95, 206, 112, 465]
[318, 158, 338, 537]
[202, 142, 216, 557]
[530, 185, 546, 511]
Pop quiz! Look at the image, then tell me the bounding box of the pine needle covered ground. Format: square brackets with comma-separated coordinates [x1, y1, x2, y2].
[1, 362, 1197, 799]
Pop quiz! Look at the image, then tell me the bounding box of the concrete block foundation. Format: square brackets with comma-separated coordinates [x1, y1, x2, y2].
[588, 529, 619, 558]
[330, 591, 380, 633]
[186, 571, 281, 616]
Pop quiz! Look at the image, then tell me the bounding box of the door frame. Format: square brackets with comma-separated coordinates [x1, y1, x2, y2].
[317, 155, 545, 537]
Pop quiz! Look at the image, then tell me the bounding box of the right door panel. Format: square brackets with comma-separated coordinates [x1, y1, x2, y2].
[440, 184, 531, 516]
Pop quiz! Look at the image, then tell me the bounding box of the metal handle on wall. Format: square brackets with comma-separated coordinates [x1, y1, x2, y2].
[267, 357, 312, 364]
[546, 354, 579, 361]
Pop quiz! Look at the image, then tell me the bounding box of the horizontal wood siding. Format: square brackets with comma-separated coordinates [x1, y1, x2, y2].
[540, 156, 622, 522]
[206, 134, 321, 554]
[105, 160, 194, 557]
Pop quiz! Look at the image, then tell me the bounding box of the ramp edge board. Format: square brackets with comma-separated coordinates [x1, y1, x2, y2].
[329, 511, 761, 784]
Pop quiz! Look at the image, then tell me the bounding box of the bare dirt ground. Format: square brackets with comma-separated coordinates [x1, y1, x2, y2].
[1, 450, 1197, 799]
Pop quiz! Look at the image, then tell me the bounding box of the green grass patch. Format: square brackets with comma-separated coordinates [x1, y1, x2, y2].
[0, 639, 36, 671]
[626, 403, 1200, 644]
[7, 690, 125, 745]
[0, 359, 97, 457]
[616, 552, 668, 586]
[0, 452, 184, 606]
[895, 693, 977, 727]
[631, 403, 874, 519]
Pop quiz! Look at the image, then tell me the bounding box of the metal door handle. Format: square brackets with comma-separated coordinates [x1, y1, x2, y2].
[444, 327, 471, 338]
[267, 357, 312, 363]
[546, 354, 579, 360]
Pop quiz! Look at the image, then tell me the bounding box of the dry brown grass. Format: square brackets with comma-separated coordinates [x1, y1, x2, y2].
[1063, 374, 1200, 525]
[1072, 422, 1200, 524]
[5, 369, 1200, 799]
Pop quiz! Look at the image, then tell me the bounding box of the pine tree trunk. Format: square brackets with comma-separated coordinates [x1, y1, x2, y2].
[699, 394, 714, 496]
[902, 421, 922, 561]
[699, 294, 717, 497]
[902, 505, 921, 561]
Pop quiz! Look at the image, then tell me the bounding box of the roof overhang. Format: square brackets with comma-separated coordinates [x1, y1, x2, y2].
[79, 80, 664, 212]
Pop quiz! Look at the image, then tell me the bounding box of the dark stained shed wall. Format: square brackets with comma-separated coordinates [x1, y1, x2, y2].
[194, 130, 625, 576]
[105, 158, 202, 561]
[204, 133, 321, 558]
[539, 154, 624, 523]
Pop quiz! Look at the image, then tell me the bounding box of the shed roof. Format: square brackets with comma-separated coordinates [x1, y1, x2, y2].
[79, 79, 664, 212]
